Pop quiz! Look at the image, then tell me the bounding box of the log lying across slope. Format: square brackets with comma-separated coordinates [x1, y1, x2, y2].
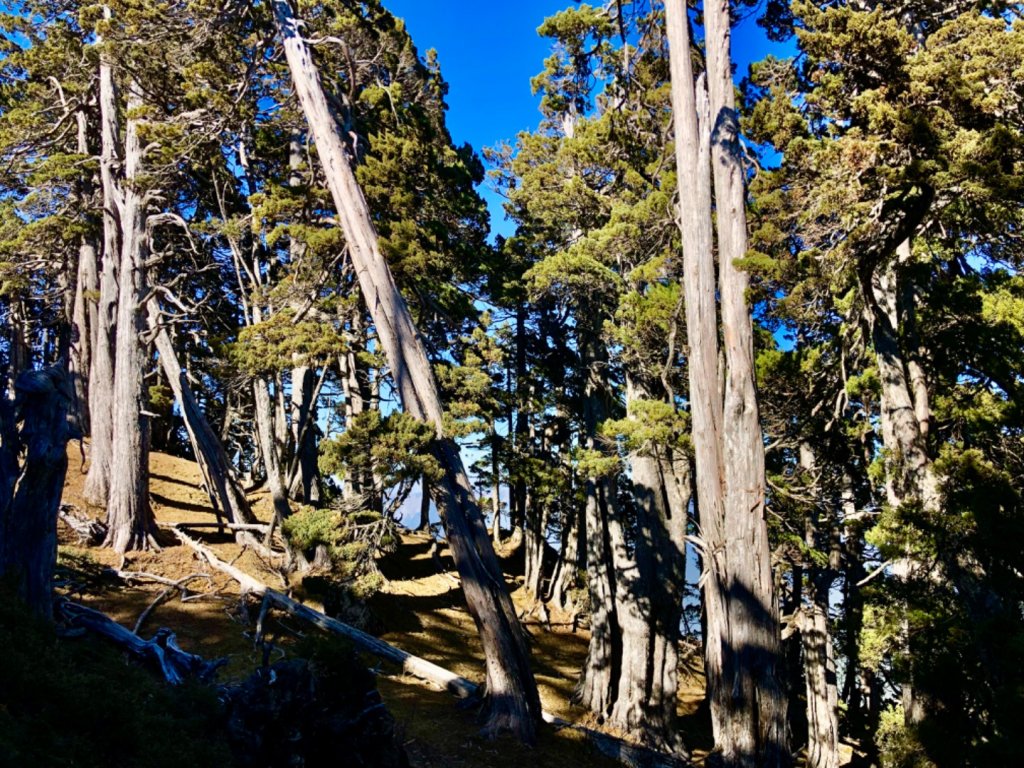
[171, 524, 688, 767]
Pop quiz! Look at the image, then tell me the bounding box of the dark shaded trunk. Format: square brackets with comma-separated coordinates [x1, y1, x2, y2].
[417, 475, 431, 531]
[0, 366, 73, 618]
[271, 0, 541, 741]
[288, 364, 322, 506]
[575, 336, 619, 719]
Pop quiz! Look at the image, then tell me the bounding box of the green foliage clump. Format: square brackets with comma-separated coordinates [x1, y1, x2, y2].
[876, 706, 932, 768]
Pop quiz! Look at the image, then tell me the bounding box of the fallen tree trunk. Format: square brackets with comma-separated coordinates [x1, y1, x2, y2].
[258, 589, 479, 700]
[168, 522, 688, 766]
[56, 598, 226, 684]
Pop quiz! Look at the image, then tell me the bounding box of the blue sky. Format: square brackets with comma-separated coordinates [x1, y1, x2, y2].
[383, 1, 786, 240]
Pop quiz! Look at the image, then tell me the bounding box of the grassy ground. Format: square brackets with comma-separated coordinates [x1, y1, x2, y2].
[51, 443, 718, 767]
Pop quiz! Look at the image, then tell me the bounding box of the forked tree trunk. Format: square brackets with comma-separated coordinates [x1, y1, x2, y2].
[0, 365, 73, 618]
[83, 27, 119, 508]
[666, 2, 789, 765]
[103, 80, 156, 554]
[271, 0, 540, 741]
[149, 306, 255, 527]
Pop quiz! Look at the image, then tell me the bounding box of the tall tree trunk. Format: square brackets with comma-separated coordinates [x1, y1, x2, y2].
[575, 336, 620, 719]
[863, 239, 939, 728]
[84, 24, 119, 509]
[149, 306, 255, 527]
[103, 80, 155, 554]
[271, 0, 541, 740]
[70, 109, 98, 434]
[254, 376, 292, 526]
[666, 3, 789, 765]
[798, 445, 839, 768]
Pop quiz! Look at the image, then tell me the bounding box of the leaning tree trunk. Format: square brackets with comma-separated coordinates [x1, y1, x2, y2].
[0, 366, 74, 618]
[84, 27, 119, 509]
[666, 2, 789, 765]
[149, 306, 255, 527]
[103, 80, 156, 554]
[271, 0, 540, 741]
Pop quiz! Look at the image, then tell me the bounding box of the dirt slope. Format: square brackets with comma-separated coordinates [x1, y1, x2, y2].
[57, 443, 710, 767]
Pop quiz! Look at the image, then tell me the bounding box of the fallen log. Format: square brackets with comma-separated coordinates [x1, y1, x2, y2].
[167, 524, 267, 594]
[166, 523, 689, 766]
[174, 522, 272, 533]
[257, 589, 479, 700]
[169, 523, 478, 698]
[59, 504, 107, 545]
[56, 598, 226, 684]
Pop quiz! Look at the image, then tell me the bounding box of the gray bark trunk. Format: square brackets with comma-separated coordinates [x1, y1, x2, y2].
[254, 376, 292, 525]
[71, 108, 99, 434]
[271, 0, 541, 740]
[84, 22, 119, 508]
[666, 3, 789, 764]
[103, 79, 155, 554]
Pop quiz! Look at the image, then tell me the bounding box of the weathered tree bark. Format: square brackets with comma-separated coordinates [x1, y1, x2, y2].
[103, 79, 156, 554]
[797, 446, 839, 768]
[254, 376, 292, 527]
[148, 305, 255, 528]
[271, 0, 540, 741]
[575, 336, 620, 720]
[83, 28, 120, 508]
[0, 365, 73, 618]
[603, 376, 691, 755]
[57, 599, 224, 684]
[71, 108, 99, 434]
[666, 2, 789, 765]
[288, 364, 322, 505]
[863, 239, 940, 728]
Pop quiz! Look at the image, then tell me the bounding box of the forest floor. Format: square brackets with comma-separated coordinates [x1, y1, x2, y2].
[55, 445, 721, 766]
